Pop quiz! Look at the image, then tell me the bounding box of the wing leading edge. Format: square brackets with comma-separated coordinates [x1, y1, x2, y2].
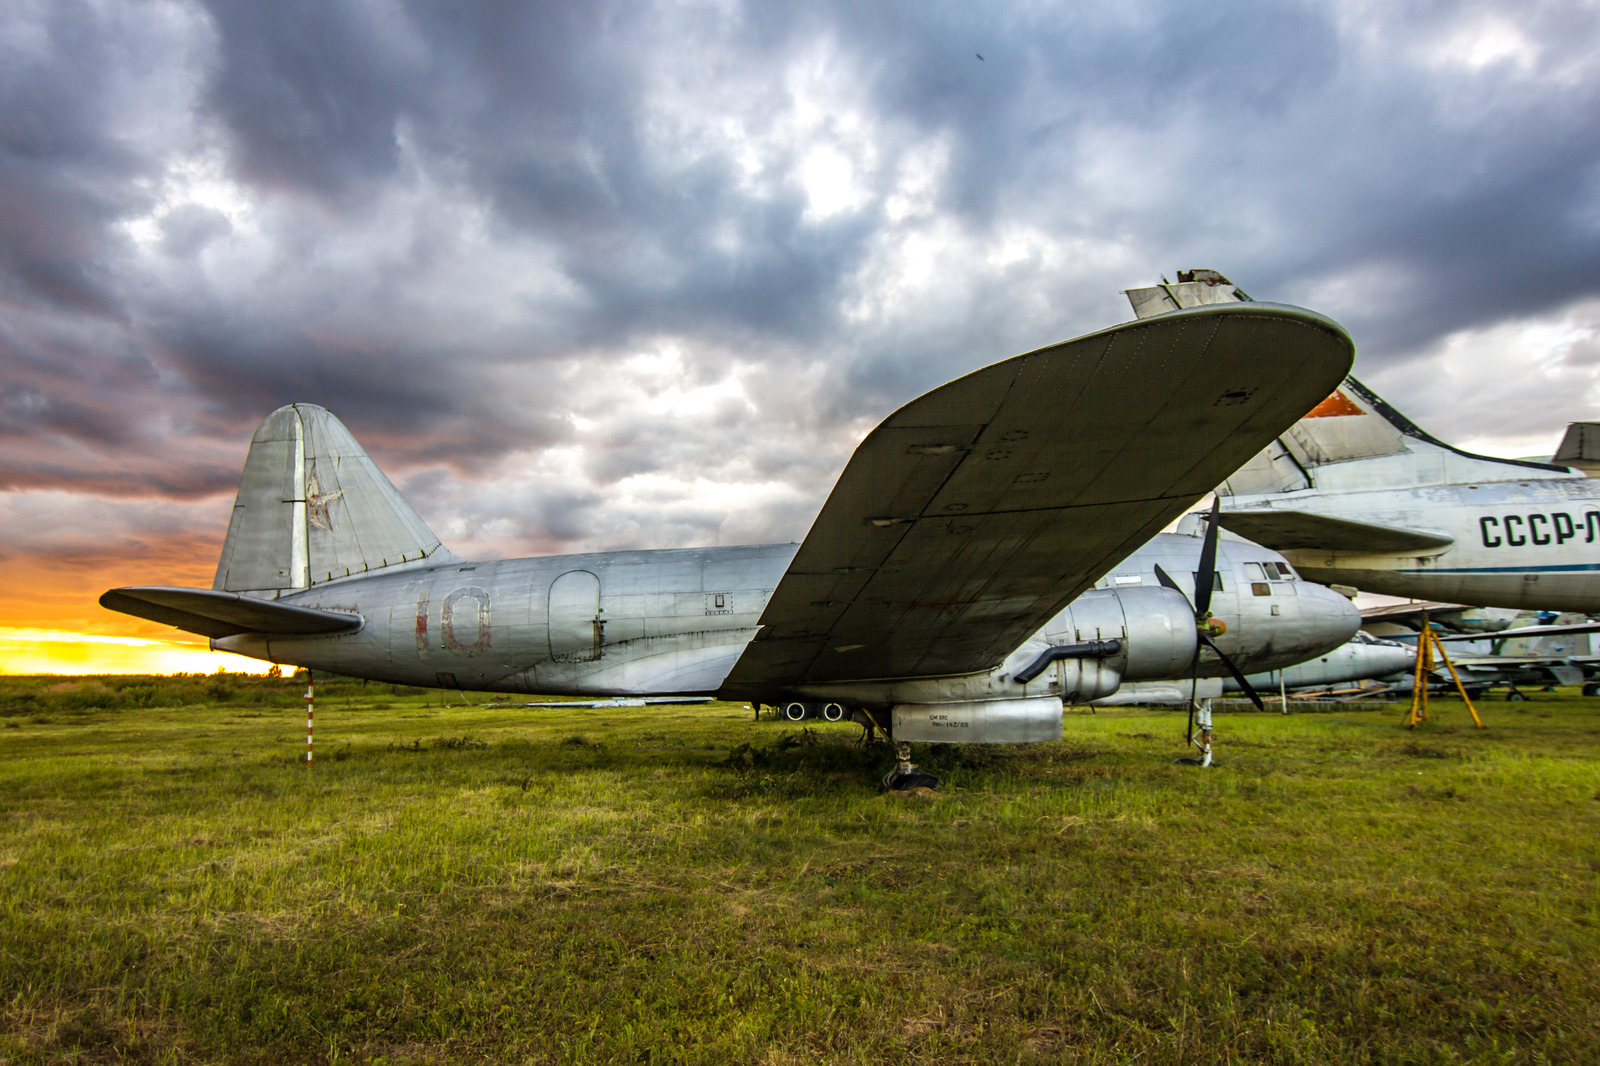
[720, 302, 1356, 697]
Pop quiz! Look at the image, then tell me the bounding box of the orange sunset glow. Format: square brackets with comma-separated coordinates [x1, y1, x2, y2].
[0, 502, 272, 676]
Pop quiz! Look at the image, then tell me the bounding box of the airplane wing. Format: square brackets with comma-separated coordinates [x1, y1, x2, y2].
[719, 302, 1355, 696]
[1361, 600, 1472, 621]
[98, 586, 362, 639]
[1447, 657, 1586, 687]
[1217, 509, 1454, 554]
[1360, 601, 1510, 636]
[1440, 621, 1600, 641]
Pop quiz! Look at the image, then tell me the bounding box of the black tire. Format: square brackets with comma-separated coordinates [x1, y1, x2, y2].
[884, 769, 939, 791]
[1583, 683, 1600, 697]
[783, 701, 808, 721]
[1505, 690, 1526, 702]
[822, 702, 846, 722]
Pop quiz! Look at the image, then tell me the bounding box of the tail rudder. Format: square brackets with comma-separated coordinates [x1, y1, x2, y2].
[213, 404, 456, 596]
[1124, 268, 1254, 319]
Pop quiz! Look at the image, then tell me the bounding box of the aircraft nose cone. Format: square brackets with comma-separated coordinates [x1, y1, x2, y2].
[1304, 581, 1361, 649]
[1376, 643, 1417, 678]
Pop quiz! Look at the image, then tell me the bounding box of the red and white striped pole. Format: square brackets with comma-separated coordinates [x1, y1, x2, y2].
[304, 671, 314, 767]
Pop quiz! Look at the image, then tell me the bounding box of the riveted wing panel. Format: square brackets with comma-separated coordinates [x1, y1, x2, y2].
[721, 303, 1356, 696]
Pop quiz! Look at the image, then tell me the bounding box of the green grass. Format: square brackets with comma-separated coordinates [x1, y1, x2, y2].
[3, 675, 1599, 1063]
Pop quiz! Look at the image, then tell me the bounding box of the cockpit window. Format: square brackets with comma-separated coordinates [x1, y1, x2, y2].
[1192, 571, 1224, 593]
[1243, 562, 1267, 581]
[1270, 561, 1297, 580]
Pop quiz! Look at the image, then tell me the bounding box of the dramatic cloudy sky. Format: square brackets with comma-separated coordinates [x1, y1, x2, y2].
[5, 0, 1600, 670]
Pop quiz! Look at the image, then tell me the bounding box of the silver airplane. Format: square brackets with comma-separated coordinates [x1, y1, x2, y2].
[1126, 270, 1600, 612]
[1232, 630, 1413, 694]
[101, 303, 1357, 787]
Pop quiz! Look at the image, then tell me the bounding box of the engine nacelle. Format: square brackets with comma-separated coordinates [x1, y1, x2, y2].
[1044, 586, 1196, 681]
[1055, 657, 1124, 704]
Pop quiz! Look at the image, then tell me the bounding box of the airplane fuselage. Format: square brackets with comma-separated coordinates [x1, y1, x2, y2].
[1230, 631, 1414, 692]
[214, 533, 1359, 706]
[1234, 477, 1600, 611]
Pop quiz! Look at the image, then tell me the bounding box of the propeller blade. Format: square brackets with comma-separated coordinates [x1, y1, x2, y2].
[1153, 563, 1189, 602]
[1200, 632, 1266, 711]
[1193, 496, 1222, 620]
[1187, 672, 1197, 743]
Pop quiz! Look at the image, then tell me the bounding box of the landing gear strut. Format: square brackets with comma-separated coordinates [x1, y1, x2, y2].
[1176, 700, 1214, 768]
[883, 740, 939, 791]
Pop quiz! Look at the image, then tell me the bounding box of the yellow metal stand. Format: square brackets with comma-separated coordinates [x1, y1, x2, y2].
[1405, 611, 1485, 729]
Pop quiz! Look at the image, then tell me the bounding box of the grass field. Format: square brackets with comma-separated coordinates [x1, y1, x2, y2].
[2, 674, 1598, 1064]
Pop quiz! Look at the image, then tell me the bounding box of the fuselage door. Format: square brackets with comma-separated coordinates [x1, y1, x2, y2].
[548, 570, 602, 662]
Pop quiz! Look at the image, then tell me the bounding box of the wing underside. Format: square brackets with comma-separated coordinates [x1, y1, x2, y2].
[720, 303, 1356, 698]
[1218, 509, 1455, 554]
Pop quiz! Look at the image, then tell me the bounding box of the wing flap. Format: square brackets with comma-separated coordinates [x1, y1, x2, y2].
[722, 302, 1357, 696]
[1218, 509, 1454, 554]
[100, 586, 363, 639]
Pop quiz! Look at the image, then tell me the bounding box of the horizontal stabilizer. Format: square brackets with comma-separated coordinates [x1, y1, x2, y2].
[100, 586, 363, 639]
[1218, 509, 1454, 554]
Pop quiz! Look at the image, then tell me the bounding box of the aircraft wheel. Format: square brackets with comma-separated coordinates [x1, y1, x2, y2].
[822, 702, 846, 722]
[1583, 683, 1600, 697]
[783, 701, 808, 721]
[884, 769, 939, 791]
[1505, 690, 1526, 702]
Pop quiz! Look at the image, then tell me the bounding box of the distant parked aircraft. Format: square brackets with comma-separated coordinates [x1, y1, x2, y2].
[103, 303, 1357, 787]
[1094, 630, 1413, 705]
[1126, 270, 1600, 612]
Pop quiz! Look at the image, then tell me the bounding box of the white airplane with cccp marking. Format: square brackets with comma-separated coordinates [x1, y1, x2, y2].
[1127, 271, 1600, 612]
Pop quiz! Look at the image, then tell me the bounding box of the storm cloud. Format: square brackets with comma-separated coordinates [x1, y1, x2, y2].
[5, 0, 1600, 629]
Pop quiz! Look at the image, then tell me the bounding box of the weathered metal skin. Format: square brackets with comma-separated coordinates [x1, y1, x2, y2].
[214, 532, 1360, 708]
[1233, 479, 1600, 611]
[214, 544, 790, 694]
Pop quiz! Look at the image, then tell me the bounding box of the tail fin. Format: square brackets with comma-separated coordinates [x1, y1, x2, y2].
[1124, 268, 1254, 319]
[1126, 270, 1574, 495]
[212, 404, 456, 596]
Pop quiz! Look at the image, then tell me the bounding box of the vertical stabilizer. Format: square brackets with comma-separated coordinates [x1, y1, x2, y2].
[1124, 268, 1253, 319]
[1552, 422, 1600, 474]
[213, 404, 455, 596]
